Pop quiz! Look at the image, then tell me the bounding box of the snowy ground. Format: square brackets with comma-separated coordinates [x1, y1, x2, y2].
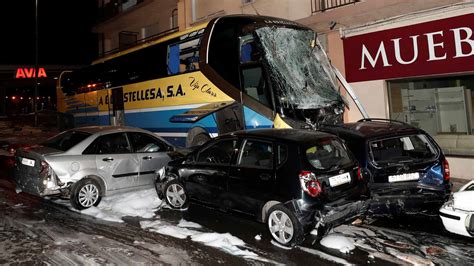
[1, 177, 473, 265]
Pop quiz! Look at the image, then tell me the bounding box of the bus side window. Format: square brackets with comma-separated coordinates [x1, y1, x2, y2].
[167, 44, 180, 75]
[167, 29, 203, 76]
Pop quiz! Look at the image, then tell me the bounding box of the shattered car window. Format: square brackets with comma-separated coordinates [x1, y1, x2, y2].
[42, 131, 91, 151]
[306, 138, 352, 170]
[369, 134, 438, 165]
[255, 27, 342, 109]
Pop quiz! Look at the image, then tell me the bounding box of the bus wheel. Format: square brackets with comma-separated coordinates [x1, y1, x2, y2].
[190, 133, 210, 147]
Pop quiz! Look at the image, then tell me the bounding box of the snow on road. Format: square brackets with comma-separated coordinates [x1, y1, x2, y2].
[53, 188, 268, 262]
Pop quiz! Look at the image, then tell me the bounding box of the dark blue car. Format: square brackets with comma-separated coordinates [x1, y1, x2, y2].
[321, 118, 452, 216]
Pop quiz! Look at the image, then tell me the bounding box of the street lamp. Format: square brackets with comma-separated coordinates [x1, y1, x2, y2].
[34, 0, 39, 127]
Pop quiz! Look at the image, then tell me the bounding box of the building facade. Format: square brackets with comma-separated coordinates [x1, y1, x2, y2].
[93, 0, 474, 179]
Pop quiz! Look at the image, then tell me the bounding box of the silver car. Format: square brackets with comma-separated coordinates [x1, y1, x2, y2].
[13, 126, 177, 210]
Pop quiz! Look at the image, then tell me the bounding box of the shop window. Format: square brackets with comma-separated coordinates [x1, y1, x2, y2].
[388, 76, 474, 156]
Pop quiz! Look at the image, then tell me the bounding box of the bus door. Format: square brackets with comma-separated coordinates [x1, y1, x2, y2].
[238, 35, 275, 128]
[109, 87, 125, 126]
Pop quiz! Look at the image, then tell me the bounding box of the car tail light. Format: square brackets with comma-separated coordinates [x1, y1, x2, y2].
[442, 159, 450, 181]
[299, 171, 322, 197]
[357, 167, 363, 181]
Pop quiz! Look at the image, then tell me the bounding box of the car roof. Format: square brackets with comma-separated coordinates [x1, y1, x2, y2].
[223, 128, 335, 143]
[70, 126, 153, 135]
[322, 120, 422, 139]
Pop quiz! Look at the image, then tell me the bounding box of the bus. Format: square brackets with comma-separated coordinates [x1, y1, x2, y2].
[57, 15, 350, 147]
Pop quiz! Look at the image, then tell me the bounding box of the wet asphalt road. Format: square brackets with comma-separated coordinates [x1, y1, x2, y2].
[1, 170, 473, 265]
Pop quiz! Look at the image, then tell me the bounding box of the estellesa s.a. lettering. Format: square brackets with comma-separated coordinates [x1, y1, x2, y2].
[98, 85, 185, 105]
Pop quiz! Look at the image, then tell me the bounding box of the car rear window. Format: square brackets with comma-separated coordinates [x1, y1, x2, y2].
[42, 131, 91, 151]
[369, 134, 438, 165]
[305, 138, 352, 170]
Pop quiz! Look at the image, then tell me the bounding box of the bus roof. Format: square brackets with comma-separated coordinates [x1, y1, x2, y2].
[92, 21, 209, 65]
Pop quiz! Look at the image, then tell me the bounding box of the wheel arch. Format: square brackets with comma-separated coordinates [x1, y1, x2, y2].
[259, 200, 281, 223]
[81, 175, 107, 196]
[186, 126, 211, 147]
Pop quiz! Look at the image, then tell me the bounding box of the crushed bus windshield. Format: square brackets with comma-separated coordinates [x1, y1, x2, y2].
[255, 27, 342, 109]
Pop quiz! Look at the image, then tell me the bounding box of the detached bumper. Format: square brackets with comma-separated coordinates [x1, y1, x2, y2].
[440, 206, 473, 238]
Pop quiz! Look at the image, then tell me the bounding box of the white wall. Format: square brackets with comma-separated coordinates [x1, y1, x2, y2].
[346, 80, 389, 122]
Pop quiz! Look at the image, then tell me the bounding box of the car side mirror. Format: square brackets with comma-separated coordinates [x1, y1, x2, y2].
[167, 145, 175, 152]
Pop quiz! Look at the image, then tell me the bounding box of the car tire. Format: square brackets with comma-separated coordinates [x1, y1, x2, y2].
[266, 204, 304, 247]
[190, 133, 210, 147]
[70, 178, 102, 210]
[163, 180, 189, 210]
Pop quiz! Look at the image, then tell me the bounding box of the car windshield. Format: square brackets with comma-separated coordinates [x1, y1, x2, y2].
[42, 131, 91, 151]
[305, 138, 353, 170]
[255, 26, 343, 109]
[369, 134, 438, 165]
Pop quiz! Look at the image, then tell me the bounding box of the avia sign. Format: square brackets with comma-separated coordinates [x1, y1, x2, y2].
[343, 13, 474, 82]
[15, 67, 47, 79]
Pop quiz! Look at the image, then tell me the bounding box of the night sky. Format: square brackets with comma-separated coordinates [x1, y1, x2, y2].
[1, 0, 97, 65]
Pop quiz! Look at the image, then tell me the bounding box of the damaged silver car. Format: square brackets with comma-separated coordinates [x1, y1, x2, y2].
[13, 126, 177, 210]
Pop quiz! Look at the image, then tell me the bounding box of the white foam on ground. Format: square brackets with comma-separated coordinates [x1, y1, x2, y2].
[140, 220, 260, 259]
[320, 233, 355, 254]
[53, 188, 162, 223]
[177, 219, 202, 229]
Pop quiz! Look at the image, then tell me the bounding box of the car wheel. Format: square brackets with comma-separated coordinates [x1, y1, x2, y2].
[163, 180, 189, 210]
[267, 204, 304, 247]
[70, 178, 102, 210]
[190, 133, 210, 147]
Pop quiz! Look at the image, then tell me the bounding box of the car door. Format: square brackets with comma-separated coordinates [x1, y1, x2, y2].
[228, 138, 275, 215]
[184, 138, 238, 206]
[92, 132, 140, 191]
[128, 132, 172, 187]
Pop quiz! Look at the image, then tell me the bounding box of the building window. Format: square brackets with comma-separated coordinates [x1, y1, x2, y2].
[388, 76, 474, 156]
[311, 0, 359, 13]
[171, 8, 178, 29]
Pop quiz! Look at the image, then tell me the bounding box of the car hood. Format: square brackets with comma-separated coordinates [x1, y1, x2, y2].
[453, 191, 474, 211]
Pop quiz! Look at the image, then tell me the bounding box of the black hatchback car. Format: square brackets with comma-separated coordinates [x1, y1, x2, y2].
[156, 129, 366, 246]
[321, 119, 452, 216]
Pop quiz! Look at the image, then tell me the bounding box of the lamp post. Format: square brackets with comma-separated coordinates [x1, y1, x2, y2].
[34, 0, 39, 127]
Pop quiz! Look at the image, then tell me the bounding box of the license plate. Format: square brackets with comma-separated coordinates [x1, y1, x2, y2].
[388, 172, 420, 183]
[329, 172, 351, 187]
[21, 157, 35, 167]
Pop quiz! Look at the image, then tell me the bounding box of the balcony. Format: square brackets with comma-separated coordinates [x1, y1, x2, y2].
[97, 0, 145, 23]
[311, 0, 359, 13]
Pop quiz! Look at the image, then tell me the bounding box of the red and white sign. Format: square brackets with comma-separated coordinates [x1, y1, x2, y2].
[343, 13, 474, 82]
[15, 67, 47, 79]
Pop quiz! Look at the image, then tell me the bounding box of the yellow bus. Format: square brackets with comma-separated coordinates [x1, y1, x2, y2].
[57, 15, 347, 147]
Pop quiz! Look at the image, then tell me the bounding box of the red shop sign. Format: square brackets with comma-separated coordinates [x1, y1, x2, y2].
[343, 13, 474, 82]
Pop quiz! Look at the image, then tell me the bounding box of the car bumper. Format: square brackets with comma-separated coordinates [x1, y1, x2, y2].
[368, 189, 450, 215]
[315, 200, 366, 228]
[439, 206, 473, 238]
[13, 167, 61, 197]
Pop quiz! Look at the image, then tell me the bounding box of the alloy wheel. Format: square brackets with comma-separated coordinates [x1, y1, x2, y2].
[166, 183, 186, 208]
[268, 210, 294, 245]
